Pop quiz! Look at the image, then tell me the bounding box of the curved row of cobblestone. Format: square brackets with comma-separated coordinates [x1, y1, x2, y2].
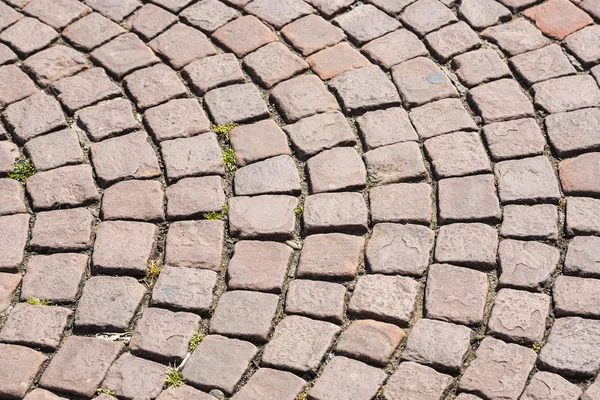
[1, 0, 600, 399]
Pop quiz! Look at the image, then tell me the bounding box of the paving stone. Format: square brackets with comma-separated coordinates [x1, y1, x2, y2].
[0, 178, 27, 215]
[24, 389, 70, 400]
[510, 44, 576, 87]
[151, 267, 217, 314]
[481, 19, 550, 56]
[75, 276, 146, 331]
[272, 75, 339, 123]
[391, 57, 458, 107]
[546, 108, 600, 157]
[500, 204, 559, 240]
[303, 0, 353, 17]
[369, 183, 432, 225]
[520, 371, 583, 400]
[0, 141, 19, 176]
[458, 0, 511, 30]
[565, 25, 600, 67]
[0, 272, 20, 313]
[0, 303, 71, 350]
[235, 155, 301, 196]
[210, 290, 279, 342]
[124, 64, 187, 111]
[30, 208, 94, 252]
[285, 279, 346, 323]
[0, 43, 17, 66]
[349, 274, 420, 326]
[487, 288, 550, 343]
[402, 319, 471, 372]
[565, 236, 600, 278]
[243, 42, 308, 88]
[366, 223, 434, 276]
[261, 315, 340, 373]
[425, 131, 491, 179]
[85, 0, 141, 22]
[0, 17, 58, 57]
[124, 3, 177, 41]
[281, 15, 344, 56]
[469, 79, 534, 124]
[102, 180, 164, 222]
[26, 164, 100, 210]
[182, 54, 244, 96]
[205, 83, 270, 125]
[497, 0, 538, 10]
[21, 253, 87, 303]
[231, 368, 306, 400]
[357, 107, 417, 151]
[495, 156, 561, 204]
[0, 1, 22, 31]
[24, 128, 84, 171]
[554, 275, 600, 318]
[78, 98, 141, 142]
[91, 33, 159, 79]
[180, 0, 237, 33]
[452, 49, 512, 88]
[212, 15, 277, 57]
[329, 65, 401, 114]
[306, 147, 366, 194]
[0, 213, 29, 272]
[438, 174, 501, 224]
[400, 0, 457, 36]
[410, 99, 477, 140]
[4, 92, 66, 145]
[559, 153, 600, 197]
[183, 335, 258, 394]
[362, 30, 426, 71]
[582, 377, 600, 400]
[383, 361, 453, 400]
[166, 176, 225, 220]
[63, 12, 125, 51]
[245, 0, 315, 29]
[129, 307, 200, 361]
[161, 133, 224, 181]
[283, 111, 355, 160]
[459, 337, 536, 400]
[296, 233, 363, 280]
[366, 0, 419, 14]
[364, 141, 427, 184]
[148, 24, 216, 70]
[157, 385, 215, 400]
[425, 21, 481, 62]
[0, 344, 46, 399]
[146, 98, 211, 141]
[333, 4, 400, 45]
[336, 319, 404, 366]
[40, 336, 124, 397]
[483, 118, 545, 161]
[303, 192, 369, 234]
[309, 356, 386, 400]
[533, 75, 600, 114]
[102, 353, 167, 400]
[227, 240, 293, 293]
[23, 0, 91, 30]
[23, 45, 90, 88]
[165, 220, 224, 270]
[0, 65, 38, 111]
[498, 239, 560, 291]
[435, 223, 498, 269]
[524, 0, 592, 40]
[90, 131, 160, 187]
[229, 195, 297, 240]
[306, 42, 371, 80]
[538, 317, 600, 378]
[52, 67, 122, 113]
[230, 120, 291, 166]
[425, 263, 489, 326]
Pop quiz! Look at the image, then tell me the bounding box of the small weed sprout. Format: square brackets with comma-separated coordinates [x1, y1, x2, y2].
[164, 364, 185, 389]
[8, 158, 36, 184]
[145, 259, 164, 286]
[97, 388, 117, 396]
[294, 205, 304, 216]
[222, 147, 237, 172]
[532, 342, 543, 353]
[189, 332, 204, 351]
[26, 297, 51, 306]
[295, 387, 309, 400]
[203, 204, 228, 220]
[213, 122, 237, 137]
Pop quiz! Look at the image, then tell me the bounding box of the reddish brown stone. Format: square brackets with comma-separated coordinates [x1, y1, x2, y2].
[51, 67, 122, 113]
[229, 195, 297, 240]
[23, 45, 91, 87]
[232, 368, 306, 400]
[0, 272, 20, 313]
[0, 17, 59, 57]
[30, 208, 94, 252]
[24, 128, 84, 171]
[165, 220, 224, 270]
[285, 279, 346, 323]
[0, 179, 27, 215]
[297, 233, 364, 280]
[482, 19, 551, 56]
[333, 4, 400, 44]
[166, 176, 225, 220]
[102, 179, 165, 222]
[23, 0, 91, 30]
[303, 192, 368, 234]
[149, 24, 217, 70]
[146, 98, 211, 142]
[307, 42, 371, 80]
[243, 42, 308, 88]
[124, 64, 187, 110]
[0, 344, 46, 399]
[21, 253, 87, 303]
[77, 98, 141, 142]
[63, 12, 126, 51]
[90, 33, 160, 79]
[281, 15, 345, 56]
[523, 0, 593, 40]
[0, 213, 29, 272]
[212, 15, 277, 57]
[151, 266, 217, 314]
[182, 53, 244, 96]
[336, 319, 405, 366]
[245, 0, 315, 29]
[4, 92, 66, 144]
[102, 353, 167, 400]
[124, 3, 177, 40]
[229, 120, 291, 166]
[180, 0, 237, 33]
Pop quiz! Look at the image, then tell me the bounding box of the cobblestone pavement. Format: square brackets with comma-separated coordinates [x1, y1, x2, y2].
[1, 0, 600, 399]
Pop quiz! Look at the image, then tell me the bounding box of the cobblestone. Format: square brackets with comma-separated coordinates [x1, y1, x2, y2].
[151, 266, 217, 314]
[30, 207, 94, 252]
[296, 233, 364, 279]
[383, 361, 453, 400]
[498, 239, 560, 291]
[0, 344, 46, 399]
[21, 253, 87, 303]
[24, 128, 84, 171]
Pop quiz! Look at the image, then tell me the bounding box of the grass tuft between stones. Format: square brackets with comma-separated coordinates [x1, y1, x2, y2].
[164, 365, 185, 389]
[213, 122, 238, 137]
[203, 204, 229, 220]
[222, 147, 237, 172]
[97, 388, 117, 396]
[145, 259, 164, 286]
[189, 332, 204, 351]
[294, 205, 304, 216]
[8, 158, 36, 184]
[26, 296, 51, 306]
